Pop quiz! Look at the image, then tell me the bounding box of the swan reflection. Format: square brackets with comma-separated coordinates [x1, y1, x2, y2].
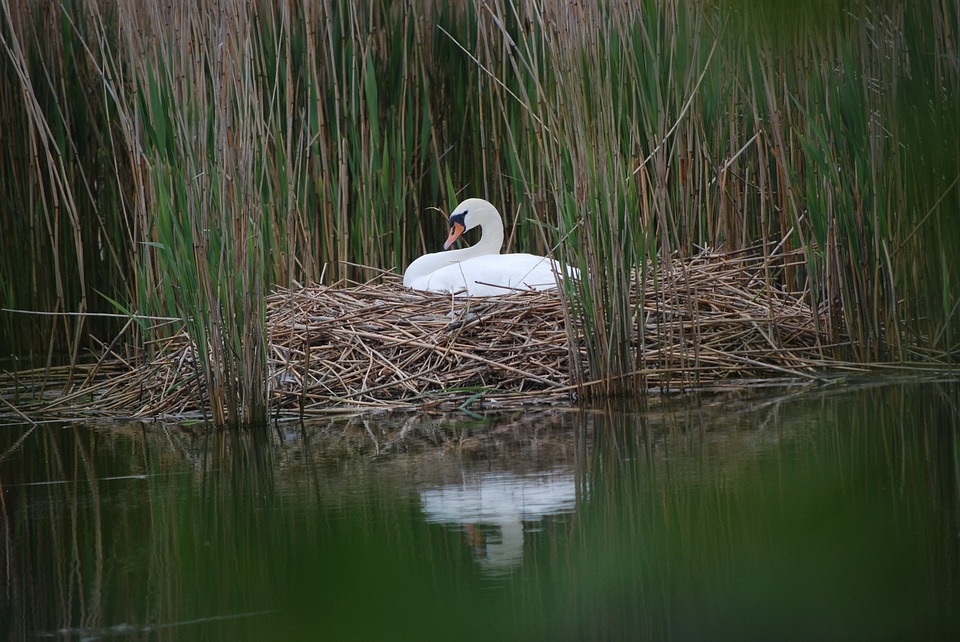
[420, 470, 579, 574]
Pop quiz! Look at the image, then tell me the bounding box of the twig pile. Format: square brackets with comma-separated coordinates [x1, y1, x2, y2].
[268, 283, 575, 407]
[631, 250, 839, 388]
[15, 250, 848, 419]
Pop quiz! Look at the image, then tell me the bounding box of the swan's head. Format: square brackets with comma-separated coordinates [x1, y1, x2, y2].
[443, 198, 499, 250]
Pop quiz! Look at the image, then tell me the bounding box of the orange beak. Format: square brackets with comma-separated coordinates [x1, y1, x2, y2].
[444, 221, 466, 250]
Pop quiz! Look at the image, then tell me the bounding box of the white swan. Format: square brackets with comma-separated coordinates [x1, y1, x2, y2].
[402, 198, 578, 296]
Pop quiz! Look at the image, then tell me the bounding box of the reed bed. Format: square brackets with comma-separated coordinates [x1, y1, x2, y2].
[2, 0, 958, 427]
[15, 250, 851, 420]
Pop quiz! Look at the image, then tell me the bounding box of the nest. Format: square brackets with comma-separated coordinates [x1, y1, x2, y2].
[27, 250, 847, 419]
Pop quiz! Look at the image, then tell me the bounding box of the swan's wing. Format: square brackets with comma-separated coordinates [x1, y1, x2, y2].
[455, 254, 574, 294]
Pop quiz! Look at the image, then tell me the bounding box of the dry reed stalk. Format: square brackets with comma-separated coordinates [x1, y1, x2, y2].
[3, 249, 862, 421]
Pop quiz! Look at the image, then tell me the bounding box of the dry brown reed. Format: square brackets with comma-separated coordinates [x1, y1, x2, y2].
[20, 249, 855, 420]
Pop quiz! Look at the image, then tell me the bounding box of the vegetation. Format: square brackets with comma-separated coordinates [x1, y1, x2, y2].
[25, 250, 838, 420]
[1, 0, 957, 426]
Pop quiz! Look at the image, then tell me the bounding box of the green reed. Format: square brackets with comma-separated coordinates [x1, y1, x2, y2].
[477, 0, 959, 378]
[0, 0, 957, 424]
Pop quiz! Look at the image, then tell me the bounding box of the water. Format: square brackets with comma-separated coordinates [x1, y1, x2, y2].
[1, 381, 958, 640]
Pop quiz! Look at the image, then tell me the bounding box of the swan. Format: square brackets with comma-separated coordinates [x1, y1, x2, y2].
[402, 198, 578, 296]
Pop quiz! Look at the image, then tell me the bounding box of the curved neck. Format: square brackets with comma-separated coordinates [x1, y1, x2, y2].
[470, 209, 504, 255]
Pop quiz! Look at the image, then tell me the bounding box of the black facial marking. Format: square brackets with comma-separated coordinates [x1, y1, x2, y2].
[449, 211, 467, 230]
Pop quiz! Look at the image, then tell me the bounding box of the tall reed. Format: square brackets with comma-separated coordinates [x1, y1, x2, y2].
[113, 2, 273, 426]
[468, 0, 959, 382]
[1, 0, 957, 424]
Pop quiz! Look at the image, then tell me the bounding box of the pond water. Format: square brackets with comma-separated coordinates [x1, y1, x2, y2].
[1, 380, 959, 640]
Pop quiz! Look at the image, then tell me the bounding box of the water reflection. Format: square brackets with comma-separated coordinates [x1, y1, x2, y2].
[1, 381, 958, 639]
[420, 470, 578, 574]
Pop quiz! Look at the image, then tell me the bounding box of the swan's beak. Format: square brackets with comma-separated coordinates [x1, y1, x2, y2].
[444, 221, 465, 250]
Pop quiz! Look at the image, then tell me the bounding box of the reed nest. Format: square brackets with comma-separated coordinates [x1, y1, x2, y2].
[16, 250, 847, 420]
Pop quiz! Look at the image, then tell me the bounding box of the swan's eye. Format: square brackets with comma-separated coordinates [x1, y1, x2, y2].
[449, 211, 467, 229]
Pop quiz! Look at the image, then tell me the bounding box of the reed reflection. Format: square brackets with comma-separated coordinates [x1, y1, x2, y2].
[0, 383, 957, 640]
[547, 383, 960, 640]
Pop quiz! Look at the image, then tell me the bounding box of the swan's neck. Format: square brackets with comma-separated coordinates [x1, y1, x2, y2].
[470, 213, 504, 256]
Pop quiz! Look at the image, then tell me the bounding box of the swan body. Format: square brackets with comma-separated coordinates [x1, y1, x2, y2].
[403, 198, 578, 296]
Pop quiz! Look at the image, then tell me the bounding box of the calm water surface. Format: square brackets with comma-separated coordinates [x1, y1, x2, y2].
[1, 381, 958, 640]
